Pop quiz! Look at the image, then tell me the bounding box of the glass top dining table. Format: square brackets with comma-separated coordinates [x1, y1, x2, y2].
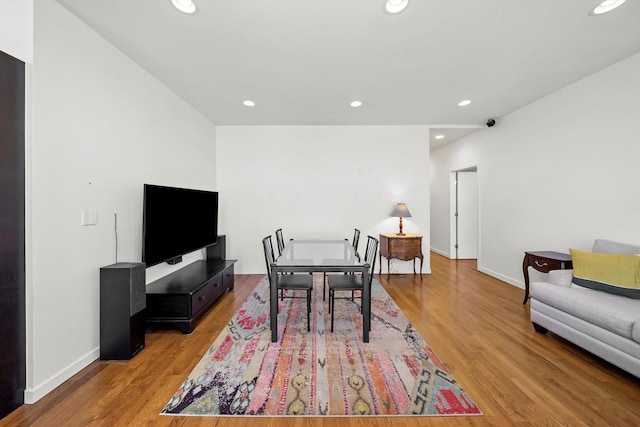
[270, 239, 371, 343]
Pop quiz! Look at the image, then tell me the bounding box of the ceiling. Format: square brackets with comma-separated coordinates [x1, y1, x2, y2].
[55, 0, 640, 149]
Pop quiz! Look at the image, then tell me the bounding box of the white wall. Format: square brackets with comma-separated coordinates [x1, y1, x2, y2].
[0, 0, 33, 62]
[216, 126, 431, 275]
[25, 0, 217, 402]
[430, 52, 640, 288]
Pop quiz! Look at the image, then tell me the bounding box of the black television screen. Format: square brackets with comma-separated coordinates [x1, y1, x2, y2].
[142, 184, 218, 267]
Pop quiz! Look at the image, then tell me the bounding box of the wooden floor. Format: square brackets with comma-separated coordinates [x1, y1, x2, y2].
[3, 252, 640, 426]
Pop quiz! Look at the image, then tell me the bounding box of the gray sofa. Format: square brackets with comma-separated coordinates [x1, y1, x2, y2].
[529, 239, 640, 378]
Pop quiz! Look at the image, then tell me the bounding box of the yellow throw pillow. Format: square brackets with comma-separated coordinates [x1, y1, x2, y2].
[570, 248, 640, 299]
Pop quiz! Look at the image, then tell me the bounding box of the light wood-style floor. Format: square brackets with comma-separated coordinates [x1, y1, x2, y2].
[3, 252, 640, 426]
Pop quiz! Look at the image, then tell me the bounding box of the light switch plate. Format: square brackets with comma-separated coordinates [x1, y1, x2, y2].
[81, 211, 98, 226]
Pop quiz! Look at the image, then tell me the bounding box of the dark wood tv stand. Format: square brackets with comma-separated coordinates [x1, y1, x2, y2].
[145, 236, 236, 333]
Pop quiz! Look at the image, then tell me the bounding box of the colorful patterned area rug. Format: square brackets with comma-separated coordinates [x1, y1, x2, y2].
[161, 275, 481, 417]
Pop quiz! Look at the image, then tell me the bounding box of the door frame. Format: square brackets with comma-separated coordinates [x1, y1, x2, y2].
[449, 166, 479, 260]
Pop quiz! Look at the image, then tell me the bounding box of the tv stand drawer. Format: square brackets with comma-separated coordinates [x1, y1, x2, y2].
[222, 264, 235, 290]
[191, 279, 214, 316]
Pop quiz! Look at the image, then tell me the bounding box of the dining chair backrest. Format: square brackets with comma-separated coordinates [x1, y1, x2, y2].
[262, 235, 276, 283]
[363, 235, 379, 285]
[275, 228, 285, 256]
[352, 228, 361, 257]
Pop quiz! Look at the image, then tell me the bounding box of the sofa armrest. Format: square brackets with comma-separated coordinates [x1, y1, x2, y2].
[548, 269, 573, 287]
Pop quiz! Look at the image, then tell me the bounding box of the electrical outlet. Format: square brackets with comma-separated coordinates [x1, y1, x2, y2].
[81, 211, 98, 226]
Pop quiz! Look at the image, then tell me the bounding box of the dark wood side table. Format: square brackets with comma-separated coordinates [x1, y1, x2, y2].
[379, 233, 423, 276]
[522, 251, 572, 304]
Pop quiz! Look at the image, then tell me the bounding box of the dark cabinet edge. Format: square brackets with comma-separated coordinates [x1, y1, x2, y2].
[145, 259, 237, 333]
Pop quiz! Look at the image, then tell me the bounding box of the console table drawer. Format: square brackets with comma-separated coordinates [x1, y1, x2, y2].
[388, 239, 421, 260]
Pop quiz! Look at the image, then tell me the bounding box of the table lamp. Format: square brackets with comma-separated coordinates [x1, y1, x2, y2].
[391, 202, 411, 236]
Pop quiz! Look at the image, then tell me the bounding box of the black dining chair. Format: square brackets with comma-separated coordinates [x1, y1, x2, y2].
[327, 235, 378, 333]
[322, 228, 361, 300]
[348, 228, 361, 300]
[275, 228, 286, 256]
[262, 235, 313, 331]
[352, 228, 361, 259]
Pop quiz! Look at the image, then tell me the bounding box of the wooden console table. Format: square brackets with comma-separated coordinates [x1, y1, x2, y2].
[522, 251, 572, 304]
[379, 233, 423, 276]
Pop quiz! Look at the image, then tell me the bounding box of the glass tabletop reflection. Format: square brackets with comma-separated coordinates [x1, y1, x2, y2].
[275, 239, 361, 267]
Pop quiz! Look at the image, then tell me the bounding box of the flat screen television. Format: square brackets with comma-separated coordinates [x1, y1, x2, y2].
[142, 184, 218, 267]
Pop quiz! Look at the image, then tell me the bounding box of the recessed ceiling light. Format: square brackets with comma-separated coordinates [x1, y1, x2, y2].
[458, 100, 472, 106]
[589, 0, 627, 15]
[385, 0, 409, 14]
[434, 135, 445, 140]
[171, 0, 197, 14]
[243, 100, 255, 107]
[350, 100, 363, 107]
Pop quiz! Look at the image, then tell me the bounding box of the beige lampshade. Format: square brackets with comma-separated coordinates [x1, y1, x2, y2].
[391, 202, 412, 218]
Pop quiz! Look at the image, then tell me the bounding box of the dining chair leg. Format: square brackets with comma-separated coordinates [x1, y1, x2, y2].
[322, 273, 326, 301]
[307, 289, 311, 331]
[330, 291, 335, 333]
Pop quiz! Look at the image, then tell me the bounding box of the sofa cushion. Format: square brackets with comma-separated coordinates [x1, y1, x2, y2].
[531, 281, 640, 340]
[592, 239, 640, 255]
[548, 269, 573, 287]
[570, 249, 640, 299]
[531, 300, 640, 354]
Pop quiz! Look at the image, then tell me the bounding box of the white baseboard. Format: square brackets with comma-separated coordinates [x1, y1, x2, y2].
[430, 247, 450, 258]
[477, 265, 524, 290]
[24, 347, 100, 404]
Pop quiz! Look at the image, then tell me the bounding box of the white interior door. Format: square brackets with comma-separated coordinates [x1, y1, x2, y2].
[451, 169, 479, 259]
